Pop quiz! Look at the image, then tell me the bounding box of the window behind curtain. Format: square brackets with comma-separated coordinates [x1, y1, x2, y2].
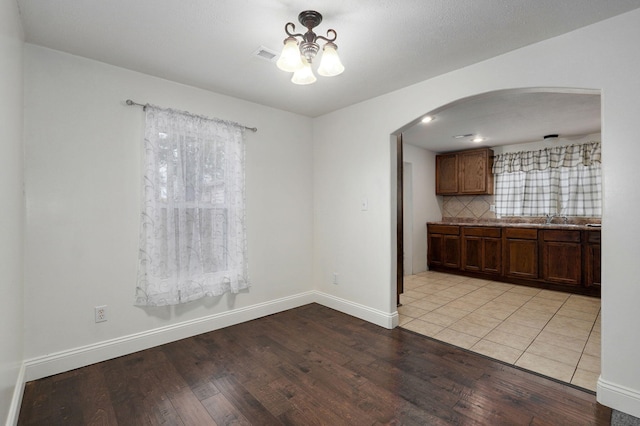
[136, 106, 249, 306]
[493, 142, 601, 217]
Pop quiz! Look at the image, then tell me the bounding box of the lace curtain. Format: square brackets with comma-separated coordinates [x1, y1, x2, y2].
[135, 106, 249, 306]
[493, 142, 602, 217]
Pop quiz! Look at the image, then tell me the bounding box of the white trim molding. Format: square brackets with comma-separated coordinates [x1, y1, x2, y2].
[6, 363, 26, 426]
[598, 377, 640, 419]
[23, 291, 316, 382]
[314, 291, 399, 329]
[21, 291, 399, 383]
[12, 290, 399, 425]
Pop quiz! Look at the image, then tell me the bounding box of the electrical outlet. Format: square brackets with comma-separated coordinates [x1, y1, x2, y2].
[332, 273, 339, 285]
[95, 305, 107, 323]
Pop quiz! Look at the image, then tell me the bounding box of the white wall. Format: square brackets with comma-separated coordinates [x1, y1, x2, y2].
[0, 0, 24, 423]
[313, 9, 640, 417]
[23, 45, 313, 376]
[403, 143, 441, 274]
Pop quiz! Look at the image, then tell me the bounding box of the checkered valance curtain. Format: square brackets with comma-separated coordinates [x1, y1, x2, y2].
[492, 142, 601, 217]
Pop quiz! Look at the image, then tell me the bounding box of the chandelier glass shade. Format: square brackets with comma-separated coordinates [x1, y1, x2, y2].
[291, 58, 317, 85]
[276, 10, 344, 85]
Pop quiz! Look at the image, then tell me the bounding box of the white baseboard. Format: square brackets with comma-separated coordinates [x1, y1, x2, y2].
[314, 291, 398, 329]
[598, 377, 640, 419]
[6, 363, 25, 426]
[16, 297, 640, 424]
[18, 290, 398, 413]
[23, 291, 316, 382]
[11, 290, 397, 424]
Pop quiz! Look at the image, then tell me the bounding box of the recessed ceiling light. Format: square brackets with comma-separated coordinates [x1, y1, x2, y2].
[472, 136, 484, 143]
[421, 115, 434, 123]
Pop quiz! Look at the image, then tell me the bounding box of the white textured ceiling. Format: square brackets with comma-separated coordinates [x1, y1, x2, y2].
[17, 0, 640, 119]
[402, 89, 602, 152]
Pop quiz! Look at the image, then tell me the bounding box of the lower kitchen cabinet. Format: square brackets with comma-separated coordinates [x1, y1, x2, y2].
[504, 228, 539, 280]
[462, 227, 501, 274]
[540, 230, 582, 286]
[427, 225, 460, 269]
[427, 223, 601, 296]
[586, 231, 601, 287]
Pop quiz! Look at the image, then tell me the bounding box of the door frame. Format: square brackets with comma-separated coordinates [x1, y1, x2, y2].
[396, 134, 404, 306]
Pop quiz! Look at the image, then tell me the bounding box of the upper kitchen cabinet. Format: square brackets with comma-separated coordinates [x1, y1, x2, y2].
[435, 153, 459, 194]
[459, 148, 494, 194]
[435, 148, 494, 195]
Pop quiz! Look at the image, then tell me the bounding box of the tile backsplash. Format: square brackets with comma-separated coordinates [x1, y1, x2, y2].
[442, 195, 496, 220]
[441, 195, 601, 225]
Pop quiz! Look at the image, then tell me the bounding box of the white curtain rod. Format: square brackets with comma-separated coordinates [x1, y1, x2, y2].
[125, 99, 258, 133]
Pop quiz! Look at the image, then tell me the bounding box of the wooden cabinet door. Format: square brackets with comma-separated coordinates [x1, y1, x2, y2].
[540, 230, 582, 286]
[462, 227, 501, 275]
[586, 243, 601, 287]
[483, 237, 502, 274]
[462, 236, 482, 272]
[428, 225, 460, 269]
[435, 154, 458, 194]
[585, 231, 601, 287]
[505, 238, 539, 279]
[443, 235, 461, 268]
[427, 233, 460, 268]
[504, 228, 538, 279]
[427, 233, 444, 267]
[459, 149, 493, 194]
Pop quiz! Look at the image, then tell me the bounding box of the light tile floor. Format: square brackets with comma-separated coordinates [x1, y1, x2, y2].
[399, 271, 601, 392]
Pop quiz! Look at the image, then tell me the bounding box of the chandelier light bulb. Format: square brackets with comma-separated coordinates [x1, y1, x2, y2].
[317, 42, 344, 77]
[276, 37, 304, 72]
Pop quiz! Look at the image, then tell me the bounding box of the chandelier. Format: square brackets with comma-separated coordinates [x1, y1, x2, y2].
[276, 10, 345, 85]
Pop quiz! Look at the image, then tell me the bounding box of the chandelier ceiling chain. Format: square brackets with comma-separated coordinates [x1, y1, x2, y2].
[276, 10, 345, 85]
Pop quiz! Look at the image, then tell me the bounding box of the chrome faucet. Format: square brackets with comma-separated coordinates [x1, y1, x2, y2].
[546, 213, 569, 224]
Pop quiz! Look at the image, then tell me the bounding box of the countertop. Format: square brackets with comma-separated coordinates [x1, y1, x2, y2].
[427, 221, 601, 231]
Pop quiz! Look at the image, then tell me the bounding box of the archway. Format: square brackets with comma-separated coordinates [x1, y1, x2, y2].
[394, 87, 602, 391]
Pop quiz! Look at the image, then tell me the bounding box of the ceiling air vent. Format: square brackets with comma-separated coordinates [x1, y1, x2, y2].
[253, 46, 278, 63]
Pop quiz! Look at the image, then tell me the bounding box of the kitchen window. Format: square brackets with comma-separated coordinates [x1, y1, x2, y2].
[493, 142, 601, 217]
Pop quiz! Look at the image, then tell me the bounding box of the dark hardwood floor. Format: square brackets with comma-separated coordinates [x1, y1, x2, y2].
[18, 303, 611, 425]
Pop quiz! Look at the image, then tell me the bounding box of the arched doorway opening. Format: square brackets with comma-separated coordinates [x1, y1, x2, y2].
[394, 87, 602, 391]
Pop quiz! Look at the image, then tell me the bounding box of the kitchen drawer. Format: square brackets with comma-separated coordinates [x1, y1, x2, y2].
[505, 228, 537, 240]
[588, 231, 601, 243]
[463, 227, 501, 238]
[541, 230, 581, 242]
[428, 225, 460, 235]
